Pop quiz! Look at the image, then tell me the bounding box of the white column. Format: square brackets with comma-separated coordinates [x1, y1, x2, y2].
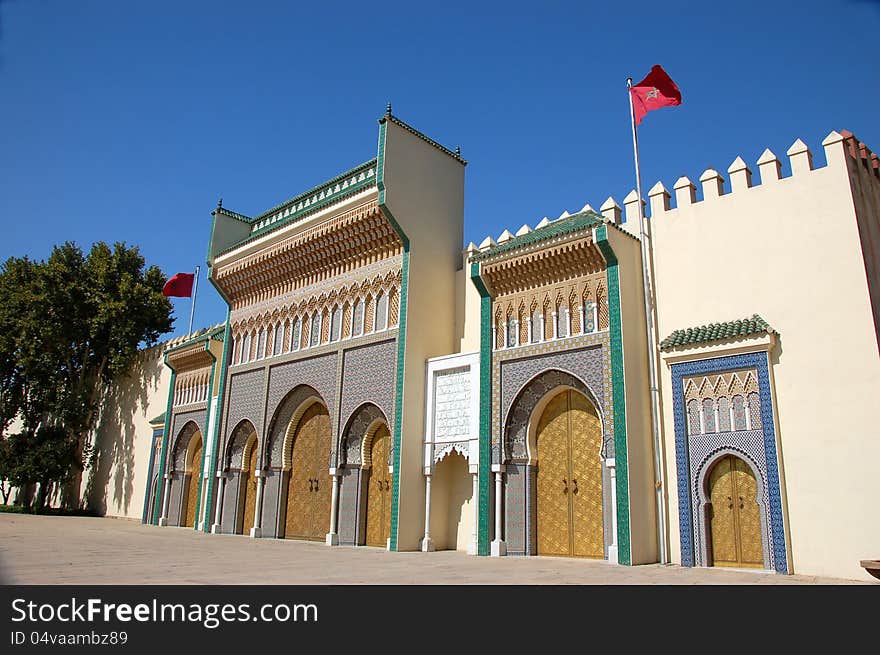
[607, 458, 618, 564]
[421, 472, 435, 551]
[579, 305, 585, 335]
[539, 314, 545, 342]
[211, 470, 225, 534]
[526, 316, 532, 343]
[249, 470, 265, 538]
[551, 311, 557, 339]
[745, 399, 753, 430]
[468, 472, 479, 555]
[159, 472, 172, 527]
[491, 465, 506, 556]
[326, 469, 340, 546]
[491, 326, 497, 350]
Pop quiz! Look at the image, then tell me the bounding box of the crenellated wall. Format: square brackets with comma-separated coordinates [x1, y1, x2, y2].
[640, 130, 880, 581]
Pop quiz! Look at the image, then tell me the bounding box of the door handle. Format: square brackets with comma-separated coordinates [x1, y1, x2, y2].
[314, 478, 319, 492]
[572, 479, 578, 495]
[738, 495, 744, 510]
[385, 480, 390, 491]
[727, 495, 733, 509]
[562, 478, 568, 494]
[308, 478, 314, 492]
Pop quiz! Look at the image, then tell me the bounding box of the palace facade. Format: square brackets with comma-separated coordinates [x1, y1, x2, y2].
[94, 112, 879, 580]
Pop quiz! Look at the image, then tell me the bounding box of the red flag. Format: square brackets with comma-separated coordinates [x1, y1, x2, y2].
[162, 272, 195, 297]
[630, 65, 682, 126]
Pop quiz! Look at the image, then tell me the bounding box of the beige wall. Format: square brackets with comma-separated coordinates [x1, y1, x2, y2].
[82, 345, 171, 520]
[649, 131, 880, 580]
[381, 118, 466, 550]
[604, 225, 659, 565]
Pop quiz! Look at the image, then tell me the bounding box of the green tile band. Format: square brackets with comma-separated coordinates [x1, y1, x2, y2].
[152, 366, 176, 525]
[376, 118, 410, 552]
[470, 261, 492, 556]
[594, 224, 631, 565]
[201, 316, 230, 532]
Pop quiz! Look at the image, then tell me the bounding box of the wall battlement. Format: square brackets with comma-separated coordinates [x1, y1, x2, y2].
[472, 129, 879, 251]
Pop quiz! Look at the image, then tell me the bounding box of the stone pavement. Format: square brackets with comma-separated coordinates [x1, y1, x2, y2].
[0, 514, 867, 585]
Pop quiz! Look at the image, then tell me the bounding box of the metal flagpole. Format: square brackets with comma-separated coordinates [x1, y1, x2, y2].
[188, 265, 200, 336]
[627, 77, 668, 564]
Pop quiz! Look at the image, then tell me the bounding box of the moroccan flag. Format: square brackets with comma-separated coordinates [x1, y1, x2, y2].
[162, 272, 195, 297]
[630, 65, 682, 126]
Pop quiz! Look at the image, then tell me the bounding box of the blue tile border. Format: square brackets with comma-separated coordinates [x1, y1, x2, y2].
[671, 351, 788, 573]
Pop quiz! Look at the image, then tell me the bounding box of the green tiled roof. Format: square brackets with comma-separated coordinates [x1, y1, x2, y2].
[164, 324, 226, 354]
[149, 412, 165, 426]
[217, 158, 378, 256]
[471, 210, 604, 262]
[660, 315, 774, 351]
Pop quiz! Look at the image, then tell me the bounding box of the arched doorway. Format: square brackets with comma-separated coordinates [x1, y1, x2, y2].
[536, 389, 603, 558]
[239, 437, 258, 535]
[365, 425, 393, 547]
[707, 455, 763, 568]
[182, 435, 203, 528]
[429, 451, 473, 551]
[284, 403, 332, 541]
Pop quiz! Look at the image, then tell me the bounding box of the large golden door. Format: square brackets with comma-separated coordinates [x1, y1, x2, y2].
[285, 404, 332, 541]
[183, 438, 203, 528]
[240, 442, 258, 535]
[708, 455, 763, 568]
[536, 391, 603, 558]
[365, 425, 392, 547]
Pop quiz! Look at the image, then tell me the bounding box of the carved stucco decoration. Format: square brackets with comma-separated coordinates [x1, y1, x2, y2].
[503, 369, 610, 463]
[340, 403, 389, 467]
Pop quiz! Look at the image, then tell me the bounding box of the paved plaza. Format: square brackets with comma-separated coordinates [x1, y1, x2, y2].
[0, 514, 867, 585]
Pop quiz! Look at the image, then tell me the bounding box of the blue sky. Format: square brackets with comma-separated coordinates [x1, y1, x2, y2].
[2, 0, 878, 339]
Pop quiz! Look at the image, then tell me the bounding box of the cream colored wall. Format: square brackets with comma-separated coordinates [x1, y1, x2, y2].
[82, 345, 171, 520]
[457, 247, 483, 353]
[648, 131, 880, 580]
[381, 119, 466, 550]
[605, 225, 658, 565]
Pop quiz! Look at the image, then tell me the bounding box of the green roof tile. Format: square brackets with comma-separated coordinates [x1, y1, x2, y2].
[471, 210, 604, 262]
[149, 412, 165, 426]
[164, 323, 225, 354]
[216, 159, 378, 256]
[660, 314, 774, 351]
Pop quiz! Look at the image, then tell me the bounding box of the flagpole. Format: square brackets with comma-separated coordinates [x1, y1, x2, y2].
[188, 265, 200, 336]
[627, 76, 668, 565]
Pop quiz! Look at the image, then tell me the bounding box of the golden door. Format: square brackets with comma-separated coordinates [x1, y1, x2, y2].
[365, 425, 392, 547]
[285, 404, 332, 541]
[240, 443, 258, 535]
[183, 439, 203, 528]
[536, 391, 604, 558]
[708, 455, 763, 568]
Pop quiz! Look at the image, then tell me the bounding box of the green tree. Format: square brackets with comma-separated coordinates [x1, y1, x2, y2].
[0, 242, 174, 508]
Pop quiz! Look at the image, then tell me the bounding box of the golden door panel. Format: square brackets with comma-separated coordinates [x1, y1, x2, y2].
[240, 443, 258, 535]
[568, 392, 604, 559]
[733, 458, 763, 568]
[285, 404, 319, 540]
[536, 392, 572, 557]
[708, 456, 738, 566]
[184, 440, 203, 528]
[309, 408, 333, 541]
[365, 426, 391, 547]
[709, 455, 764, 568]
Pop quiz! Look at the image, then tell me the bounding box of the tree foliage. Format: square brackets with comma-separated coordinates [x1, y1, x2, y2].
[0, 241, 173, 507]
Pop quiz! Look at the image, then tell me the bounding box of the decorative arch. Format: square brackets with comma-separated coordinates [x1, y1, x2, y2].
[262, 385, 327, 470]
[225, 419, 257, 471]
[693, 446, 771, 570]
[339, 403, 389, 468]
[171, 421, 201, 472]
[503, 368, 607, 464]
